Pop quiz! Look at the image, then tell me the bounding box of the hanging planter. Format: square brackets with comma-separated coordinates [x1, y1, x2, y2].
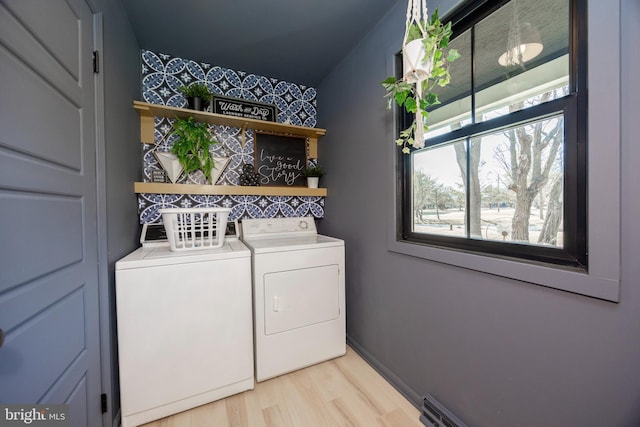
[382, 4, 460, 153]
[402, 37, 436, 84]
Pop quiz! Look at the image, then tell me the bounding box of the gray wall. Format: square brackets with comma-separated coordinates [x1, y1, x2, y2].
[317, 0, 640, 426]
[87, 0, 141, 423]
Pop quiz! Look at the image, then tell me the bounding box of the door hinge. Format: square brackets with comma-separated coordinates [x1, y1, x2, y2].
[101, 393, 107, 413]
[93, 51, 99, 74]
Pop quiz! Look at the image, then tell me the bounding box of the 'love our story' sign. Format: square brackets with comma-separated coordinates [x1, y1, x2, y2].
[254, 132, 307, 186]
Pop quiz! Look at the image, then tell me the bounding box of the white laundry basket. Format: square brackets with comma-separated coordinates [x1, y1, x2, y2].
[160, 207, 230, 251]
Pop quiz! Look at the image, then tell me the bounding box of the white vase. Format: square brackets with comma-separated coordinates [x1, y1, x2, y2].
[403, 38, 435, 83]
[154, 151, 183, 183]
[210, 157, 230, 185]
[307, 177, 319, 188]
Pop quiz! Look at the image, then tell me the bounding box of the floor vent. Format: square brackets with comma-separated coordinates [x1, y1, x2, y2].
[420, 394, 469, 427]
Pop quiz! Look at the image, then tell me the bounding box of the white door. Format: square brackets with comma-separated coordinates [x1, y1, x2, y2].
[264, 265, 340, 335]
[0, 0, 103, 426]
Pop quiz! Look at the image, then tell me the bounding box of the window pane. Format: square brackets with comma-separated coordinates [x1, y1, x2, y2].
[412, 141, 467, 237]
[424, 30, 472, 139]
[400, 0, 586, 270]
[468, 115, 564, 247]
[474, 0, 569, 122]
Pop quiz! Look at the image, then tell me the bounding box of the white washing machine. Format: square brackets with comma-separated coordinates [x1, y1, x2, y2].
[115, 225, 254, 427]
[242, 216, 345, 382]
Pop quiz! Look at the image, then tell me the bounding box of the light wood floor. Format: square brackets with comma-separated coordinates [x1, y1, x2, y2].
[141, 346, 423, 427]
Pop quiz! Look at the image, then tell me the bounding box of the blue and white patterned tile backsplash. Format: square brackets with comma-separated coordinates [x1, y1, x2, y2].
[138, 194, 324, 224]
[141, 50, 317, 127]
[138, 49, 323, 223]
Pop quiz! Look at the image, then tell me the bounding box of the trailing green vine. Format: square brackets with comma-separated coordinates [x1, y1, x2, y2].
[171, 116, 218, 183]
[382, 9, 460, 153]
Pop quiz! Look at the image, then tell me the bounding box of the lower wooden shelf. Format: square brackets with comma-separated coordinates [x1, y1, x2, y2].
[134, 182, 327, 197]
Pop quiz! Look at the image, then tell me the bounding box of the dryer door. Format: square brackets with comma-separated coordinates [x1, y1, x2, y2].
[264, 264, 340, 335]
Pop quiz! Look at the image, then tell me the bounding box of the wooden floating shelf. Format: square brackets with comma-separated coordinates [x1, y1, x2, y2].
[135, 182, 327, 197]
[133, 101, 326, 158]
[133, 100, 326, 137]
[133, 101, 327, 197]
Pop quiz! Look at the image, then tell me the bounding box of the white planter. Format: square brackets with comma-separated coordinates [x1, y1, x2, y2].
[403, 38, 435, 83]
[210, 157, 230, 185]
[183, 157, 230, 185]
[307, 177, 319, 188]
[154, 151, 183, 183]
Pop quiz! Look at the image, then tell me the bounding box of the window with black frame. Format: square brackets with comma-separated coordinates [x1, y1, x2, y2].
[398, 0, 587, 268]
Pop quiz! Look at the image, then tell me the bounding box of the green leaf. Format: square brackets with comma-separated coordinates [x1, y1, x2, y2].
[431, 67, 446, 78]
[447, 49, 461, 62]
[404, 97, 417, 113]
[395, 90, 409, 106]
[430, 8, 439, 25]
[402, 147, 411, 154]
[423, 92, 439, 106]
[423, 35, 435, 48]
[381, 76, 398, 85]
[439, 34, 450, 48]
[407, 22, 424, 42]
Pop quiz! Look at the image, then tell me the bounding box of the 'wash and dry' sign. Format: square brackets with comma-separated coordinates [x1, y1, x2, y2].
[211, 95, 277, 122]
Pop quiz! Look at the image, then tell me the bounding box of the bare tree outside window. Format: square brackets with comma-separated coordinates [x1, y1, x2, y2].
[413, 90, 565, 247]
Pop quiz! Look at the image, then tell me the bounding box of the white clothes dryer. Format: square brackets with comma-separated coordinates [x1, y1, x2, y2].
[115, 226, 253, 427]
[242, 217, 345, 382]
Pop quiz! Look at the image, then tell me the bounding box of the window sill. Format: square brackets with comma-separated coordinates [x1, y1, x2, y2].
[387, 239, 619, 301]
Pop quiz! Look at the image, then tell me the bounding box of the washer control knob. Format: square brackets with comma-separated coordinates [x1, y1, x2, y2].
[299, 220, 308, 230]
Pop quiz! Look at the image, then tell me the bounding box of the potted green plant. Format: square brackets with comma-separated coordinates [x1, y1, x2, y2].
[381, 9, 460, 154]
[304, 165, 324, 188]
[179, 83, 213, 111]
[171, 116, 219, 183]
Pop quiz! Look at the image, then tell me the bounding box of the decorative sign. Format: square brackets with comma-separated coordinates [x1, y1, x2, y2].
[254, 132, 307, 186]
[151, 169, 167, 183]
[211, 95, 277, 122]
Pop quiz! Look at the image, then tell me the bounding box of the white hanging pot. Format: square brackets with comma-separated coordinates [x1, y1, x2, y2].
[403, 38, 435, 83]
